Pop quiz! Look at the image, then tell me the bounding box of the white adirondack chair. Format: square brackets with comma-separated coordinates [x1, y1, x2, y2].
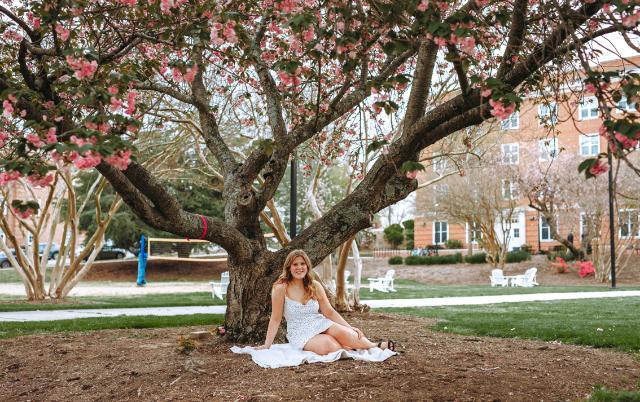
[210, 271, 230, 299]
[489, 269, 509, 287]
[512, 268, 538, 287]
[329, 270, 352, 292]
[368, 269, 396, 293]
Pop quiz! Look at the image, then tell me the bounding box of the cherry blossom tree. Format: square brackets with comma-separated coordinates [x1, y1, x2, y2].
[1, 0, 638, 341]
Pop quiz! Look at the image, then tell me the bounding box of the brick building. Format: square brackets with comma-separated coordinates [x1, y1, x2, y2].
[414, 56, 640, 253]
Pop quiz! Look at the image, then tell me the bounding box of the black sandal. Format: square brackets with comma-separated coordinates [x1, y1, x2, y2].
[377, 340, 395, 351]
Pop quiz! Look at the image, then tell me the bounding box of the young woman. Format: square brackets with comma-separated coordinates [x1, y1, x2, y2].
[256, 249, 395, 355]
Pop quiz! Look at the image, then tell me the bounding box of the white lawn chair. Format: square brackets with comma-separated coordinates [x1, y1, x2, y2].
[489, 269, 509, 287]
[329, 270, 353, 292]
[368, 269, 396, 293]
[512, 268, 538, 287]
[210, 271, 230, 299]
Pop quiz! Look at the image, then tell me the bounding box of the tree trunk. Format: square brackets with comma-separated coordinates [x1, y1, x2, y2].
[224, 254, 282, 342]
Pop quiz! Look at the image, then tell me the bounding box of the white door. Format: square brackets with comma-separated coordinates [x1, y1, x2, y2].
[508, 211, 525, 251]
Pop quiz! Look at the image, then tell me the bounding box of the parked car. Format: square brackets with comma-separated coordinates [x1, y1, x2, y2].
[37, 243, 60, 260]
[94, 246, 128, 261]
[0, 249, 16, 268]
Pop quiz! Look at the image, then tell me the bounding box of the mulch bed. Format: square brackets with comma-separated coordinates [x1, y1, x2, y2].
[1, 313, 639, 401]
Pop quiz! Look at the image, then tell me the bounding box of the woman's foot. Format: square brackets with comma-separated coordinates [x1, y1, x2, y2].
[377, 340, 395, 351]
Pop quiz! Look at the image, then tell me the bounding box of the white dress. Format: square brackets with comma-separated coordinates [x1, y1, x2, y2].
[283, 296, 334, 350]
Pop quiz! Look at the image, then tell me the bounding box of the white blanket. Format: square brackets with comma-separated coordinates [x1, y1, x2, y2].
[230, 344, 396, 368]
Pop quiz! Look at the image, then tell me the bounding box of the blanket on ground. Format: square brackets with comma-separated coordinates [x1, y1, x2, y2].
[230, 344, 396, 368]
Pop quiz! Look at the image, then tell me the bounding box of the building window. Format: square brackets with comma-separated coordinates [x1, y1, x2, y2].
[502, 179, 518, 200]
[501, 143, 519, 165]
[540, 217, 552, 241]
[501, 112, 519, 130]
[579, 96, 598, 120]
[433, 153, 447, 173]
[27, 234, 34, 246]
[619, 209, 640, 238]
[433, 184, 448, 206]
[579, 134, 600, 156]
[513, 228, 520, 238]
[539, 138, 559, 161]
[617, 96, 636, 112]
[467, 222, 482, 244]
[434, 221, 448, 244]
[538, 102, 558, 125]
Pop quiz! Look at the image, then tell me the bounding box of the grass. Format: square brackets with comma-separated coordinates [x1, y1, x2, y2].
[588, 386, 640, 401]
[0, 292, 225, 312]
[359, 279, 640, 300]
[386, 297, 640, 353]
[0, 314, 224, 339]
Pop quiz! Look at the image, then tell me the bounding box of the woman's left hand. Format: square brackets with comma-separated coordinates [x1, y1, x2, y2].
[351, 327, 364, 339]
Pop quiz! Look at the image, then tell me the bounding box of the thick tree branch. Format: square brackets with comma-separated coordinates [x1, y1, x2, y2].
[404, 40, 438, 131]
[446, 44, 470, 95]
[497, 0, 528, 79]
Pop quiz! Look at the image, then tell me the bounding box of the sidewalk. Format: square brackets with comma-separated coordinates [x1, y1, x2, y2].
[1, 291, 639, 322]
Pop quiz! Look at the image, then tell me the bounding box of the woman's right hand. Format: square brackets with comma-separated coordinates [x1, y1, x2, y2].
[254, 344, 270, 350]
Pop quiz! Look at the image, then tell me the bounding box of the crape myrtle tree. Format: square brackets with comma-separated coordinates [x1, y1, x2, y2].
[1, 0, 639, 341]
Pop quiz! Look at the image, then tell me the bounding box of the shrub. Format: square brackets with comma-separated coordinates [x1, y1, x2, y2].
[445, 239, 463, 249]
[505, 250, 531, 263]
[404, 253, 463, 265]
[520, 244, 533, 253]
[547, 251, 575, 262]
[383, 224, 404, 248]
[388, 256, 403, 265]
[465, 253, 487, 264]
[403, 220, 414, 250]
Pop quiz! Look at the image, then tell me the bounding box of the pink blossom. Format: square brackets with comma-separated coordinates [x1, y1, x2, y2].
[105, 149, 133, 170]
[433, 37, 447, 48]
[26, 134, 45, 148]
[2, 100, 14, 117]
[303, 26, 315, 42]
[417, 0, 429, 11]
[585, 83, 596, 94]
[589, 160, 609, 177]
[475, 0, 489, 6]
[0, 170, 22, 185]
[55, 24, 70, 41]
[0, 130, 8, 147]
[117, 0, 137, 5]
[2, 29, 23, 42]
[110, 97, 123, 112]
[66, 56, 98, 80]
[183, 65, 198, 83]
[405, 170, 418, 180]
[73, 151, 102, 170]
[489, 99, 516, 120]
[46, 127, 57, 144]
[126, 91, 137, 115]
[27, 174, 54, 187]
[460, 36, 476, 53]
[13, 208, 35, 219]
[108, 86, 119, 95]
[615, 132, 639, 149]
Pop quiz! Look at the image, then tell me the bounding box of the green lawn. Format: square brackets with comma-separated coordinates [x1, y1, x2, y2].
[0, 292, 225, 312]
[359, 279, 639, 300]
[386, 297, 640, 353]
[0, 314, 224, 339]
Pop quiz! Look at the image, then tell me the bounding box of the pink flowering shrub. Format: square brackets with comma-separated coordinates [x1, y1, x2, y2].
[551, 257, 570, 273]
[574, 261, 595, 278]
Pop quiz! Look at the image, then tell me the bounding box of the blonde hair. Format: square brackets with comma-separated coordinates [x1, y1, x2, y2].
[275, 249, 316, 302]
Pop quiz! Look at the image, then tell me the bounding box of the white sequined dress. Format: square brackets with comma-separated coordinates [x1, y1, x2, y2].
[283, 296, 334, 350]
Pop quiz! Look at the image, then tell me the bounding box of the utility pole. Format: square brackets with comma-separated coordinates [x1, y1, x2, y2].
[607, 148, 616, 288]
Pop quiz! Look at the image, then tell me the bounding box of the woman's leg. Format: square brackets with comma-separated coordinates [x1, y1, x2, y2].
[303, 334, 342, 355]
[325, 324, 378, 350]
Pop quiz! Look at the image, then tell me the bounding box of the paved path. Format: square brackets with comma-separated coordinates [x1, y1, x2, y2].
[0, 282, 211, 297]
[1, 291, 639, 322]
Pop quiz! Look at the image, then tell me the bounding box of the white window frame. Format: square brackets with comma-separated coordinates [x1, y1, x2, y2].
[539, 138, 559, 161]
[501, 112, 519, 130]
[433, 153, 447, 173]
[501, 179, 518, 200]
[433, 184, 448, 206]
[540, 216, 553, 242]
[579, 96, 598, 120]
[501, 143, 519, 165]
[618, 209, 640, 239]
[433, 221, 449, 245]
[617, 96, 636, 112]
[538, 102, 558, 125]
[579, 134, 600, 156]
[466, 222, 482, 244]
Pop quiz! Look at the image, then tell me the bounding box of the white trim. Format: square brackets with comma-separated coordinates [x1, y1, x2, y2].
[579, 133, 600, 156]
[501, 111, 519, 130]
[539, 216, 553, 242]
[618, 209, 640, 239]
[538, 102, 558, 125]
[579, 96, 599, 120]
[538, 138, 559, 161]
[501, 143, 519, 165]
[433, 221, 449, 245]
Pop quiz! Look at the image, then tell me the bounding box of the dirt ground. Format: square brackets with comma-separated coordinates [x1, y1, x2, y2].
[1, 313, 639, 401]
